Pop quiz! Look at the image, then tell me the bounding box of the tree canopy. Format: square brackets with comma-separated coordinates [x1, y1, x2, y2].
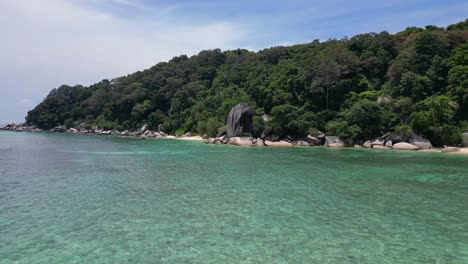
[26, 21, 468, 146]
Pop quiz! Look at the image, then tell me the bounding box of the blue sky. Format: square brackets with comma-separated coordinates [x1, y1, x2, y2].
[0, 0, 467, 123]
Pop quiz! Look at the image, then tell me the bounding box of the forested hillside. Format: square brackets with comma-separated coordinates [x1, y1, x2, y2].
[26, 20, 468, 146]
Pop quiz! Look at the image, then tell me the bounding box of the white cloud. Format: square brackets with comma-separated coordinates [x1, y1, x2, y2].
[0, 0, 248, 122]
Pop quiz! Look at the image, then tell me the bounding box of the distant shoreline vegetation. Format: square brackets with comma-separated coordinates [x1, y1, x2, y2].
[25, 19, 468, 147]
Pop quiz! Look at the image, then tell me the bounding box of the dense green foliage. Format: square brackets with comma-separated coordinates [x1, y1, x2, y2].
[27, 20, 468, 146]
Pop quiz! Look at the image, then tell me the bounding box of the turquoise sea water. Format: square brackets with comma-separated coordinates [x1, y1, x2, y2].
[1, 131, 468, 263]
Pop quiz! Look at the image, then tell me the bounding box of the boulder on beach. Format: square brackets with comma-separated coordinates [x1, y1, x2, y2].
[373, 145, 391, 150]
[384, 140, 393, 147]
[228, 137, 255, 146]
[137, 124, 149, 135]
[371, 138, 384, 146]
[409, 134, 432, 149]
[264, 140, 293, 147]
[325, 136, 346, 148]
[51, 125, 67, 132]
[255, 138, 266, 146]
[226, 102, 254, 138]
[120, 130, 130, 136]
[441, 147, 460, 153]
[363, 140, 372, 148]
[307, 133, 325, 146]
[293, 140, 310, 146]
[392, 142, 419, 150]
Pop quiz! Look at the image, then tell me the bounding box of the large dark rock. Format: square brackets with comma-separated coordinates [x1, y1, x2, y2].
[226, 102, 254, 138]
[260, 127, 272, 140]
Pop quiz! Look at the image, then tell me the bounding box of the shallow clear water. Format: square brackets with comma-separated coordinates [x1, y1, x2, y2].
[1, 131, 468, 263]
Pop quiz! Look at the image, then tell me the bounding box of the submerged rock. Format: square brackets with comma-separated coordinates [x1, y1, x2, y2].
[392, 142, 419, 150]
[226, 102, 254, 138]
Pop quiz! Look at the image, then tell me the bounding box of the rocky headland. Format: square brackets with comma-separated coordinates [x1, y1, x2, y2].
[3, 102, 468, 155]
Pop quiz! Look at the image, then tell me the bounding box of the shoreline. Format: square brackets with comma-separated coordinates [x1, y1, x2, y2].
[2, 128, 467, 156]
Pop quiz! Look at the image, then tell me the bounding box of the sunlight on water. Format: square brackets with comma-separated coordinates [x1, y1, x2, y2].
[1, 131, 468, 263]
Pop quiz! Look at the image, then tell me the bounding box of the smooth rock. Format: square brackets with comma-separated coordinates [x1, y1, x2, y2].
[363, 140, 372, 148]
[409, 134, 432, 149]
[372, 145, 391, 150]
[384, 140, 393, 147]
[392, 142, 419, 150]
[371, 138, 384, 146]
[296, 140, 310, 147]
[325, 136, 346, 148]
[264, 140, 293, 147]
[354, 144, 362, 148]
[255, 138, 266, 146]
[51, 125, 67, 132]
[441, 147, 460, 153]
[228, 137, 255, 146]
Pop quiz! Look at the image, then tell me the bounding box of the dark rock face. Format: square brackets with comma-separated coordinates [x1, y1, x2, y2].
[306, 133, 325, 146]
[226, 102, 254, 138]
[265, 134, 280, 142]
[217, 130, 227, 138]
[260, 127, 272, 140]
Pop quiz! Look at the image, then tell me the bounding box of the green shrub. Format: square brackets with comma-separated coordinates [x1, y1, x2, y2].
[325, 121, 361, 140]
[175, 128, 185, 136]
[394, 124, 414, 138]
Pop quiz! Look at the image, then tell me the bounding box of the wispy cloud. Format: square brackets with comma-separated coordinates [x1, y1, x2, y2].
[0, 0, 466, 123]
[0, 0, 248, 122]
